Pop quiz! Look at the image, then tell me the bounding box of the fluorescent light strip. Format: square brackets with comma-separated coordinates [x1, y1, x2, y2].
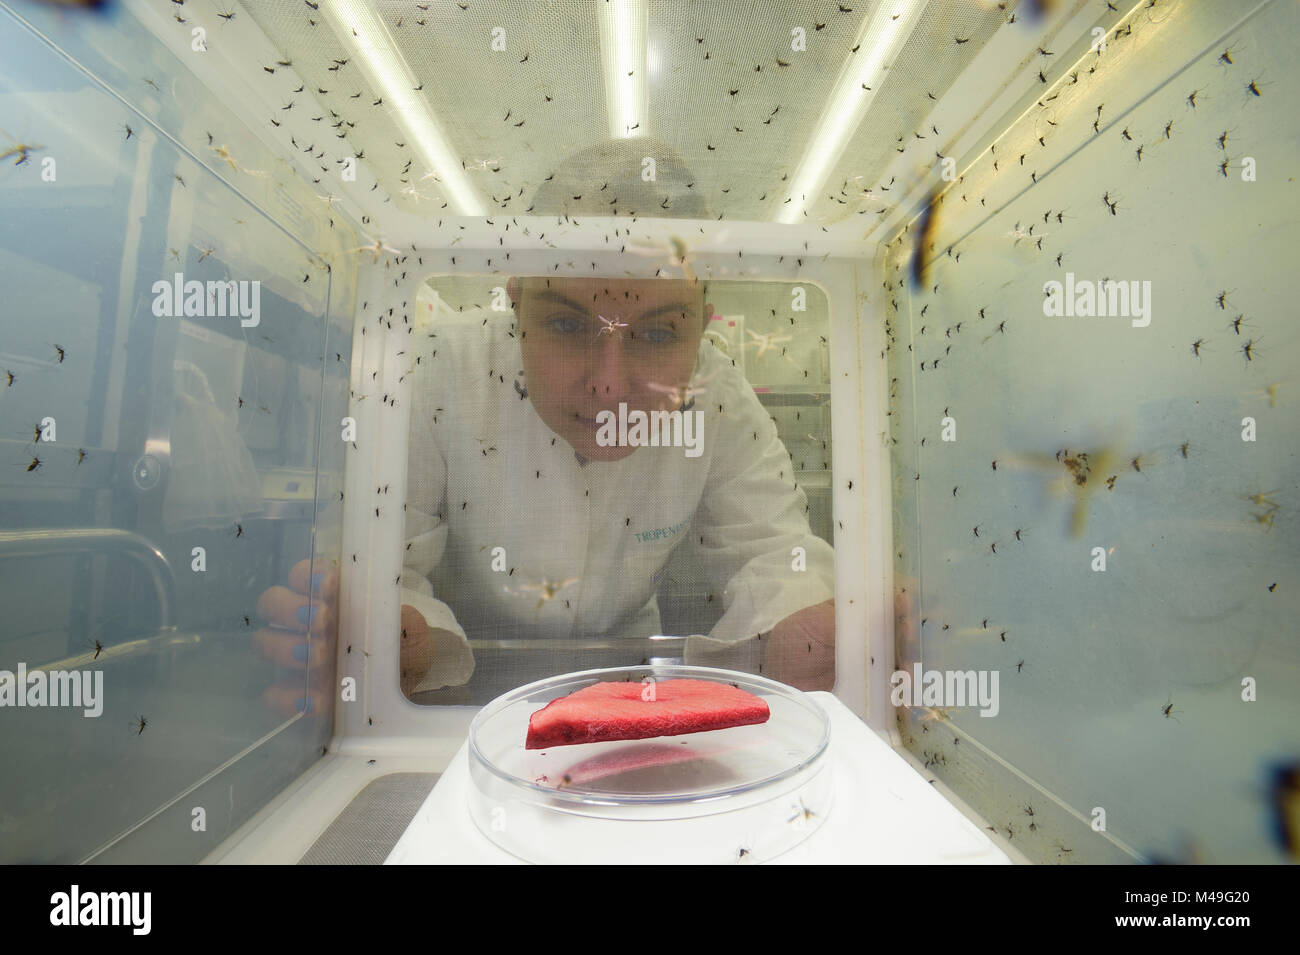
[600, 0, 648, 139]
[777, 0, 929, 224]
[325, 0, 484, 215]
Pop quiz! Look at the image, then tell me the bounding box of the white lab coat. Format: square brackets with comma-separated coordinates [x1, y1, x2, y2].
[401, 305, 835, 691]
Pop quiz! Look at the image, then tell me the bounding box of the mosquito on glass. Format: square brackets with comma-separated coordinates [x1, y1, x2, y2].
[786, 797, 817, 828]
[645, 364, 720, 409]
[744, 330, 793, 362]
[347, 234, 402, 264]
[209, 143, 265, 177]
[912, 705, 952, 724]
[1005, 222, 1042, 245]
[0, 130, 43, 167]
[596, 314, 629, 337]
[508, 575, 580, 618]
[623, 233, 726, 287]
[399, 184, 434, 204]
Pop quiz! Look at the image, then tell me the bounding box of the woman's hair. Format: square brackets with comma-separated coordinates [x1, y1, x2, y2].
[525, 139, 712, 326]
[511, 276, 710, 328]
[527, 138, 712, 219]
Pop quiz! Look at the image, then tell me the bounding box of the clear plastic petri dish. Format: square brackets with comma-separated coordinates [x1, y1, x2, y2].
[467, 665, 832, 864]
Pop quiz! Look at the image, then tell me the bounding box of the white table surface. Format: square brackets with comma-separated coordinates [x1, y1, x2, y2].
[386, 691, 1009, 864]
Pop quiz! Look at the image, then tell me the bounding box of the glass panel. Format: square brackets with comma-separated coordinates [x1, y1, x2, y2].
[403, 276, 835, 704]
[0, 1, 354, 862]
[886, 1, 1299, 863]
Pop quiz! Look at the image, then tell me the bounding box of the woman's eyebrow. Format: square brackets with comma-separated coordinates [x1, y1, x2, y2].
[529, 289, 693, 323]
[635, 302, 693, 322]
[531, 289, 588, 312]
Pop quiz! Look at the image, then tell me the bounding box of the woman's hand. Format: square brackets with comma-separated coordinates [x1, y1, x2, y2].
[399, 604, 440, 697]
[761, 599, 835, 691]
[251, 558, 338, 718]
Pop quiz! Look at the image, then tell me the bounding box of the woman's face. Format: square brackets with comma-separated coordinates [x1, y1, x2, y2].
[512, 277, 707, 461]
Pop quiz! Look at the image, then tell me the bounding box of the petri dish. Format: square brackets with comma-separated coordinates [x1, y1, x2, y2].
[467, 665, 831, 864]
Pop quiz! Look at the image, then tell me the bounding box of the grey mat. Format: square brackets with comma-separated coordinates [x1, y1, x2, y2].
[298, 773, 440, 865]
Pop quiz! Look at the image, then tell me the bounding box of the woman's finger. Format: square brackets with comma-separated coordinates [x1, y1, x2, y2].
[287, 558, 339, 601]
[256, 585, 334, 636]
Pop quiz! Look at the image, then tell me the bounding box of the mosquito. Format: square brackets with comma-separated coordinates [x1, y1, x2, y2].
[209, 143, 242, 172]
[915, 706, 951, 724]
[744, 330, 793, 362]
[595, 313, 628, 337]
[398, 184, 433, 204]
[1241, 490, 1279, 511]
[623, 233, 711, 286]
[1243, 382, 1280, 407]
[786, 797, 817, 827]
[646, 368, 716, 409]
[510, 575, 580, 617]
[0, 130, 43, 166]
[1161, 698, 1181, 723]
[1005, 222, 1035, 244]
[348, 234, 402, 264]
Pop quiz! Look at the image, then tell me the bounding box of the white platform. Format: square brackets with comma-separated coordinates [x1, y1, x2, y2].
[386, 692, 1010, 864]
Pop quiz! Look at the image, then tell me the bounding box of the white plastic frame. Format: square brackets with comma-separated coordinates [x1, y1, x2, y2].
[333, 237, 894, 761]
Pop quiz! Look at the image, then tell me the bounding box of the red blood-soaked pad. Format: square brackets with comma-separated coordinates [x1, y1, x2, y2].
[525, 678, 769, 750]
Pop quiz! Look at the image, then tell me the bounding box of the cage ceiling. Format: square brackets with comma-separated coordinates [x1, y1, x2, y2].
[212, 0, 1013, 238]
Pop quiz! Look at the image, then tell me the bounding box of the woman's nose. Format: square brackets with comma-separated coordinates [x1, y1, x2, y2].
[588, 335, 630, 400]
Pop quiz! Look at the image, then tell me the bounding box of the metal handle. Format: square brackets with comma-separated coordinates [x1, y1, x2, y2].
[0, 528, 176, 633]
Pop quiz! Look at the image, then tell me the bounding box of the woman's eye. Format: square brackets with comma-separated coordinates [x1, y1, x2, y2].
[644, 327, 677, 344]
[545, 316, 582, 334]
